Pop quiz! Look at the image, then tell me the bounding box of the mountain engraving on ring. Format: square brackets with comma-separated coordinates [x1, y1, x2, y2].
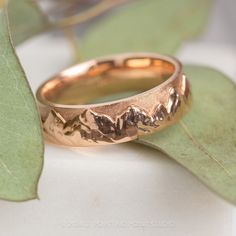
[43, 86, 189, 144]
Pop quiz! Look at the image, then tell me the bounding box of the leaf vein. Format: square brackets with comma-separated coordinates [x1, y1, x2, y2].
[180, 121, 232, 177]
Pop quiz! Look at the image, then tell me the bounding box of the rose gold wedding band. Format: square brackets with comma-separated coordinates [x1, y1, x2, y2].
[36, 52, 191, 147]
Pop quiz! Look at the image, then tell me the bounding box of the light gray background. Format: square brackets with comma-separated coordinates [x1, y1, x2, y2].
[202, 0, 236, 44]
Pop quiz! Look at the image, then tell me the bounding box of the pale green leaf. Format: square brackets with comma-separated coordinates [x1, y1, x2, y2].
[0, 5, 43, 201]
[81, 0, 212, 59]
[138, 66, 236, 204]
[80, 0, 236, 205]
[8, 0, 49, 45]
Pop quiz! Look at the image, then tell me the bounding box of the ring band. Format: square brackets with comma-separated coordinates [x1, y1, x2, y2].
[36, 52, 191, 147]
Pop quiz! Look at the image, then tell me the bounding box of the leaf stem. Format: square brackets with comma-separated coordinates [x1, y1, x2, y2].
[64, 27, 81, 62]
[54, 0, 129, 29]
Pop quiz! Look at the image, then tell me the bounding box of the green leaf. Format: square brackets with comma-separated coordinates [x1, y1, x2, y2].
[8, 0, 49, 45]
[138, 66, 236, 204]
[81, 0, 212, 59]
[80, 0, 236, 205]
[0, 5, 43, 201]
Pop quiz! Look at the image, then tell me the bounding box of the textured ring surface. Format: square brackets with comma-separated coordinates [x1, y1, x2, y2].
[36, 52, 191, 147]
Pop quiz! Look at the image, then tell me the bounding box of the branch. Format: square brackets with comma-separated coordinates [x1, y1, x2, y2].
[55, 0, 129, 28]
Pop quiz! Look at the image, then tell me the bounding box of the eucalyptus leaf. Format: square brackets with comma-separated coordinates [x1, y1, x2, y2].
[7, 0, 49, 45]
[0, 4, 43, 201]
[80, 0, 236, 205]
[81, 0, 212, 59]
[138, 66, 236, 204]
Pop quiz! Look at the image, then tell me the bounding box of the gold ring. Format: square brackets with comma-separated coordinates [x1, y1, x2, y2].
[36, 52, 191, 147]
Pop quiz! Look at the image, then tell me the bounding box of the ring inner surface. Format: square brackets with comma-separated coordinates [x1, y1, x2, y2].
[43, 57, 175, 105]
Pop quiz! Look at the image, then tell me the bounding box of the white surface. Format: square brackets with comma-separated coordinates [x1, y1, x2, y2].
[0, 33, 232, 236]
[178, 42, 236, 80]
